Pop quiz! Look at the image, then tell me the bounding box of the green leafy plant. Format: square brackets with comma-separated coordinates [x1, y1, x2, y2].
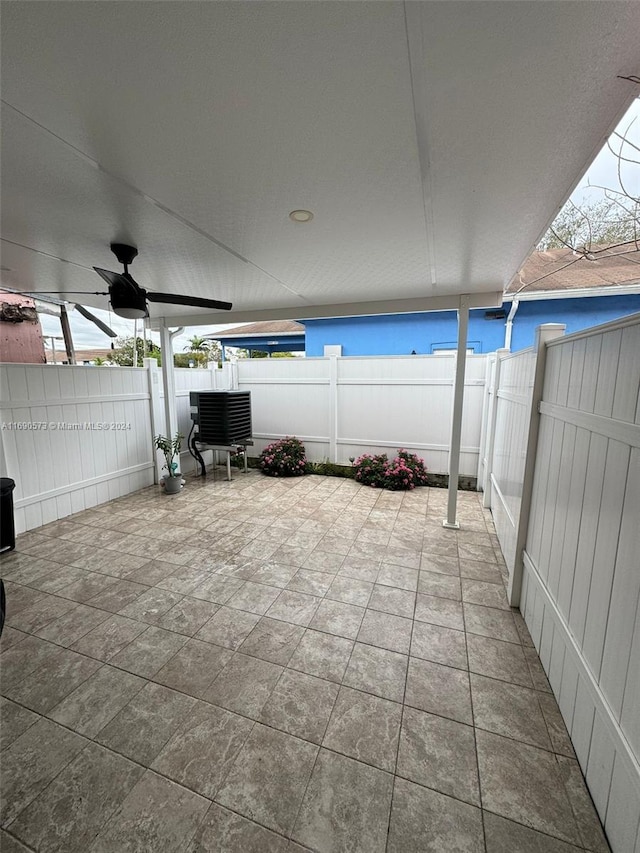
[352, 449, 428, 491]
[259, 437, 307, 477]
[154, 432, 183, 478]
[352, 453, 388, 487]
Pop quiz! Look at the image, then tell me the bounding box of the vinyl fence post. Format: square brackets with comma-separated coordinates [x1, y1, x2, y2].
[507, 323, 565, 606]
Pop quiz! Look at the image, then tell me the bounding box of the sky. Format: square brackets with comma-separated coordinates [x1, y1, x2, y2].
[37, 98, 640, 352]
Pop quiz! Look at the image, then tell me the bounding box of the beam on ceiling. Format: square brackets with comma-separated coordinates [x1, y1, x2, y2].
[148, 291, 502, 330]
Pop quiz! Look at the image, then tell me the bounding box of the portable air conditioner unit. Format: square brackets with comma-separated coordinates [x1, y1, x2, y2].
[189, 391, 252, 445]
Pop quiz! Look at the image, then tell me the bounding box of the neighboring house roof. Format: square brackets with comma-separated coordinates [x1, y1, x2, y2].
[507, 245, 640, 295]
[45, 348, 113, 363]
[208, 320, 305, 340]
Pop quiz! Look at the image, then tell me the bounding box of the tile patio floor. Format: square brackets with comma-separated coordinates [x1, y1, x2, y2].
[0, 471, 610, 853]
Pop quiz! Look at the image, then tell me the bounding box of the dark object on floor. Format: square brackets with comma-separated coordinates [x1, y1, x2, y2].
[0, 579, 5, 637]
[0, 477, 16, 553]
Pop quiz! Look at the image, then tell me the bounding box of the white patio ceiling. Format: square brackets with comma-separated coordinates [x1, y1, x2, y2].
[2, 2, 639, 326]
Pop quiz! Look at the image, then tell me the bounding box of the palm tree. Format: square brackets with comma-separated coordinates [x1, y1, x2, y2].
[184, 335, 211, 354]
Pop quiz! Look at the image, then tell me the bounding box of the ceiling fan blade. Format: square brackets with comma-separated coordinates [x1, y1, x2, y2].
[74, 303, 118, 337]
[93, 267, 142, 290]
[146, 291, 233, 311]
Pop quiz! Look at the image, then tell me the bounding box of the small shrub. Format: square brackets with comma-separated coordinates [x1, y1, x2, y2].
[259, 437, 307, 477]
[352, 453, 388, 487]
[353, 449, 428, 491]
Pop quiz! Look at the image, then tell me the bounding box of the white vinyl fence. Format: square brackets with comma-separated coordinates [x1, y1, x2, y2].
[0, 363, 155, 534]
[1, 353, 487, 534]
[0, 362, 221, 534]
[482, 314, 640, 852]
[224, 353, 487, 476]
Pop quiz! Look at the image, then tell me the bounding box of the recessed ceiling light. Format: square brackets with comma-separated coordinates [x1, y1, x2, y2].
[289, 209, 314, 223]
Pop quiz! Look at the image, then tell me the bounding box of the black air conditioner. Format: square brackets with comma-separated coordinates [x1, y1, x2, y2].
[189, 391, 252, 446]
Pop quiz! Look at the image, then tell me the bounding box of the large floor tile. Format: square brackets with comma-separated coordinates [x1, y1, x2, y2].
[109, 625, 187, 678]
[293, 748, 394, 853]
[343, 642, 408, 703]
[287, 629, 353, 682]
[4, 646, 102, 714]
[415, 593, 464, 631]
[0, 698, 40, 751]
[204, 652, 283, 719]
[239, 616, 305, 665]
[376, 563, 419, 591]
[196, 606, 261, 649]
[476, 729, 582, 846]
[153, 638, 233, 697]
[463, 602, 520, 643]
[405, 657, 472, 725]
[70, 613, 148, 661]
[357, 609, 412, 654]
[266, 590, 322, 627]
[186, 802, 288, 853]
[310, 599, 365, 639]
[6, 593, 78, 634]
[152, 596, 220, 636]
[226, 580, 282, 615]
[34, 604, 110, 647]
[387, 777, 484, 853]
[89, 770, 209, 853]
[556, 756, 610, 853]
[118, 587, 184, 622]
[217, 724, 318, 836]
[322, 685, 402, 772]
[85, 579, 149, 613]
[397, 707, 479, 806]
[467, 634, 532, 688]
[260, 669, 339, 743]
[367, 584, 416, 618]
[0, 635, 64, 692]
[96, 682, 197, 766]
[417, 570, 461, 600]
[48, 664, 145, 737]
[410, 620, 468, 670]
[0, 718, 87, 826]
[483, 811, 584, 853]
[461, 578, 510, 610]
[9, 743, 143, 853]
[326, 575, 373, 607]
[0, 829, 32, 852]
[470, 673, 552, 750]
[152, 701, 253, 798]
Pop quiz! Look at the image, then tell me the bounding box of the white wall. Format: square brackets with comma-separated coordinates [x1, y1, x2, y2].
[484, 314, 640, 853]
[232, 353, 487, 476]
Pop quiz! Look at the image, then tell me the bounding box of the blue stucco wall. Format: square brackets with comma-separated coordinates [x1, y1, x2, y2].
[303, 295, 640, 356]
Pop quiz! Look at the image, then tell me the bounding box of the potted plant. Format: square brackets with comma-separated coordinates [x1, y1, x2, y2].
[154, 432, 184, 494]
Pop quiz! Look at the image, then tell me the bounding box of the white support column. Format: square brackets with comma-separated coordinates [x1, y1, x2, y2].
[482, 348, 509, 509]
[444, 296, 470, 529]
[508, 322, 565, 606]
[158, 319, 181, 445]
[328, 355, 338, 463]
[144, 357, 161, 484]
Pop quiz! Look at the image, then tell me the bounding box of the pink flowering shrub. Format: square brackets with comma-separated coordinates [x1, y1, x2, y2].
[352, 453, 388, 487]
[259, 436, 307, 477]
[352, 449, 428, 491]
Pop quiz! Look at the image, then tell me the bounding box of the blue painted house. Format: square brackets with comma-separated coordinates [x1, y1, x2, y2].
[211, 249, 640, 356]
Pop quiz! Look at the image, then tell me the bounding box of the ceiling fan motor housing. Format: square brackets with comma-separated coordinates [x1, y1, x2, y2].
[110, 243, 138, 267]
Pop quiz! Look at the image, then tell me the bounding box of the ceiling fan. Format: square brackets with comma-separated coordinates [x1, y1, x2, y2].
[38, 243, 233, 319]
